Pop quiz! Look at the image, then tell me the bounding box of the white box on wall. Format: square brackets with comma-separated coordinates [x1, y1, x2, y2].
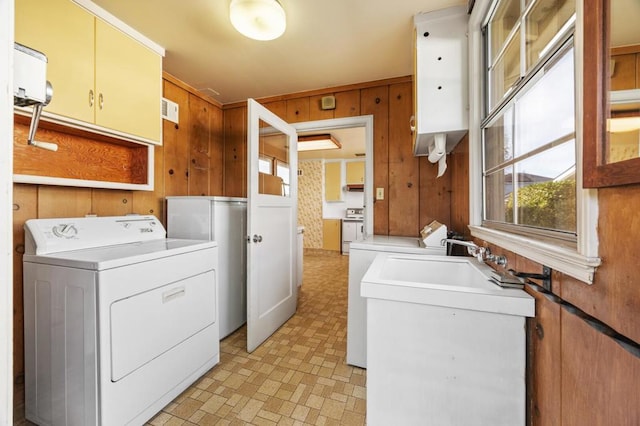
[413, 6, 469, 156]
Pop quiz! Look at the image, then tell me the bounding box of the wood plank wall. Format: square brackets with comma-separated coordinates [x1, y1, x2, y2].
[222, 76, 455, 237]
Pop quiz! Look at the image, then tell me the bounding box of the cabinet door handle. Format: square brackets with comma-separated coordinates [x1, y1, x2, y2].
[89, 89, 94, 107]
[98, 93, 104, 110]
[409, 115, 416, 133]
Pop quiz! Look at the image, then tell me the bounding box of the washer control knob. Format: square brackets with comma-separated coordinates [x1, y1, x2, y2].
[52, 224, 78, 239]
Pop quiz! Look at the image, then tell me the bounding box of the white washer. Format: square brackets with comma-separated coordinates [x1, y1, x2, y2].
[23, 215, 219, 426]
[346, 235, 446, 368]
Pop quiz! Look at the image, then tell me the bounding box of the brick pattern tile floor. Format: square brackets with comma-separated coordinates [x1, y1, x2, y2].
[145, 249, 366, 425]
[14, 250, 365, 425]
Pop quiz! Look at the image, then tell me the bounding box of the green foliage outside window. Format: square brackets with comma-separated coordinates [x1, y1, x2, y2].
[505, 179, 576, 232]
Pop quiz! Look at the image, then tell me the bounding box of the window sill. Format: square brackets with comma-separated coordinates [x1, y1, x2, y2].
[469, 225, 601, 284]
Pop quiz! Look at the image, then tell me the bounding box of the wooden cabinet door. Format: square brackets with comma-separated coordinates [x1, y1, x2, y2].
[322, 219, 341, 251]
[15, 0, 94, 123]
[560, 309, 640, 425]
[346, 161, 365, 184]
[324, 161, 342, 201]
[95, 19, 161, 143]
[526, 289, 561, 426]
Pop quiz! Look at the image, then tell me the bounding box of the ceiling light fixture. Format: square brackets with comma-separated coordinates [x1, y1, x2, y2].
[298, 134, 342, 152]
[229, 0, 286, 41]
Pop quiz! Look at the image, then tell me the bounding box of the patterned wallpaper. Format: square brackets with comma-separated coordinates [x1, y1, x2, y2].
[298, 160, 323, 248]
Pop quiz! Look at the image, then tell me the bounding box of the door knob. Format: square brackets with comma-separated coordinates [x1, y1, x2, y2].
[253, 234, 263, 243]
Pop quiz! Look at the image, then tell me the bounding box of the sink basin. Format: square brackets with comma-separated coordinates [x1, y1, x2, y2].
[363, 253, 534, 425]
[361, 253, 534, 317]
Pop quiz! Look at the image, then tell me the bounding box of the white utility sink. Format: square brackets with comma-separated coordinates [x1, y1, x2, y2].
[362, 253, 535, 426]
[361, 253, 534, 317]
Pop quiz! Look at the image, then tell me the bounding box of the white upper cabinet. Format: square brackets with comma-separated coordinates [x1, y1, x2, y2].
[413, 6, 469, 156]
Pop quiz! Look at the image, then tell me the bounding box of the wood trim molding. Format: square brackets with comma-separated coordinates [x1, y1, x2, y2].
[162, 72, 223, 108]
[222, 75, 413, 110]
[583, 0, 640, 187]
[611, 45, 640, 56]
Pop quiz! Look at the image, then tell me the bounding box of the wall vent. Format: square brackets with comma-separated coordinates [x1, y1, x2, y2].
[161, 97, 179, 124]
[321, 96, 336, 110]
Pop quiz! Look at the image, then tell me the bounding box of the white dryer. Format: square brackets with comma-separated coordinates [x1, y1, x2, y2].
[23, 215, 219, 426]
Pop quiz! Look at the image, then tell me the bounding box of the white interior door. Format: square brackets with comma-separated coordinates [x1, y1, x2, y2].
[246, 99, 298, 352]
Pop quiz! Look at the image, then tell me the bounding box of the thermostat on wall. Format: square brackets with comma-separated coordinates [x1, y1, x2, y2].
[161, 97, 179, 124]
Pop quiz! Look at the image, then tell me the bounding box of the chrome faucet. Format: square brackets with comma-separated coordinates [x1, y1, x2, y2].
[441, 238, 485, 261]
[441, 239, 507, 266]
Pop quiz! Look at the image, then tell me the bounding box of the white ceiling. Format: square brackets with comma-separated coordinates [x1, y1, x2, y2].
[91, 0, 466, 104]
[611, 0, 640, 47]
[298, 127, 366, 161]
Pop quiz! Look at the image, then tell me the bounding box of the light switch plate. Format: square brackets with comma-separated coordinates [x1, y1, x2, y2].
[376, 187, 384, 200]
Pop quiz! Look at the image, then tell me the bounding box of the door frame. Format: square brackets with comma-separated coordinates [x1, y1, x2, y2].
[1, 0, 14, 423]
[293, 115, 374, 237]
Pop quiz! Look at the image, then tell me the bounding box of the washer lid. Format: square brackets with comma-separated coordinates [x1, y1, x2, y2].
[351, 235, 446, 255]
[23, 238, 217, 270]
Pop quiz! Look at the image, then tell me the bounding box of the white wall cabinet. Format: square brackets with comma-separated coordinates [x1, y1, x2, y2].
[413, 5, 468, 156]
[15, 0, 163, 145]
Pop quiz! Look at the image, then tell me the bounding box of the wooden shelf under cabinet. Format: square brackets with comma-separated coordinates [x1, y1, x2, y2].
[13, 115, 151, 190]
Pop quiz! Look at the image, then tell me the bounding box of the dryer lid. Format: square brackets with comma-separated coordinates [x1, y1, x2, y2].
[24, 215, 167, 255]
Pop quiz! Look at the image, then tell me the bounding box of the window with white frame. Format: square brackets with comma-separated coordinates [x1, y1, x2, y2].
[482, 0, 577, 245]
[469, 0, 600, 284]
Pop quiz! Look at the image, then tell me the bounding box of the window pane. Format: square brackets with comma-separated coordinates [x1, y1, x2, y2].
[485, 166, 514, 223]
[259, 123, 290, 197]
[259, 156, 272, 174]
[489, 34, 521, 111]
[515, 46, 574, 157]
[525, 0, 575, 72]
[489, 0, 521, 63]
[514, 142, 576, 232]
[483, 107, 514, 170]
[482, 0, 576, 239]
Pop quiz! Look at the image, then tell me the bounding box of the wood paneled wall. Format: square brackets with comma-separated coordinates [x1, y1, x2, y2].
[11, 73, 224, 397]
[222, 77, 457, 237]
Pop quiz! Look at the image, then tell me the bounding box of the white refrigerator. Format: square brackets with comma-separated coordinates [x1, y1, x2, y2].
[167, 196, 247, 339]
